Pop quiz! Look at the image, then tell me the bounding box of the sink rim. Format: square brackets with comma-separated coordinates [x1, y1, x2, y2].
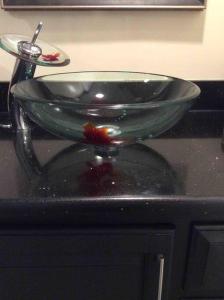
[11, 70, 201, 110]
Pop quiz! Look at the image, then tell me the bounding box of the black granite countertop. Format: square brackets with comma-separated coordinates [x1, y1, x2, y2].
[0, 110, 223, 201]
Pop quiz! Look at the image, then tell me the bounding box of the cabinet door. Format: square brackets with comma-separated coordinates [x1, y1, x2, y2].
[185, 225, 224, 297]
[0, 228, 173, 300]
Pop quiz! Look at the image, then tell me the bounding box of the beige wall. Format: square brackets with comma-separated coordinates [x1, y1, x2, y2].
[0, 0, 223, 81]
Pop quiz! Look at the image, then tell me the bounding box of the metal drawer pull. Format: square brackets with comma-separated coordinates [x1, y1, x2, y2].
[157, 254, 165, 300]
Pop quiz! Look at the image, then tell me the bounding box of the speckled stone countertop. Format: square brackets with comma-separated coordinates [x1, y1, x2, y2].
[0, 110, 223, 200]
[0, 109, 222, 225]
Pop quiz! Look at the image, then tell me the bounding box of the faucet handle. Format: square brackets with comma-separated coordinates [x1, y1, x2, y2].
[31, 22, 43, 45]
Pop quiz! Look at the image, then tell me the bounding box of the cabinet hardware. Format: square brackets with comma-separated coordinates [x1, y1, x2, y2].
[157, 254, 165, 300]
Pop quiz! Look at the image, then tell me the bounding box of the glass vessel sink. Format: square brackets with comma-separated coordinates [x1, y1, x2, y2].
[12, 71, 200, 148]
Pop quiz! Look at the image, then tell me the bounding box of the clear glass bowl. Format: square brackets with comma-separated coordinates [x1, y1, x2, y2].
[12, 71, 200, 146]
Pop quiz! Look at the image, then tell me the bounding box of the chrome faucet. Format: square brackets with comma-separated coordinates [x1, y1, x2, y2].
[0, 22, 70, 131]
[8, 22, 43, 131]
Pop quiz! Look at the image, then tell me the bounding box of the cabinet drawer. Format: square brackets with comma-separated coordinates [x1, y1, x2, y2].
[185, 225, 224, 297]
[0, 228, 173, 300]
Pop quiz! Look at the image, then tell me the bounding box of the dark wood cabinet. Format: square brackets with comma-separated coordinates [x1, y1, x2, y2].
[0, 221, 224, 300]
[0, 228, 174, 300]
[1, 207, 224, 300]
[185, 225, 224, 298]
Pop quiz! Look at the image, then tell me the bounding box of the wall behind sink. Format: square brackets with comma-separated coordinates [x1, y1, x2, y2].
[0, 0, 222, 81]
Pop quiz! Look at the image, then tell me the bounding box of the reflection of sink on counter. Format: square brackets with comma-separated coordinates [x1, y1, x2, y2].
[19, 143, 182, 197]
